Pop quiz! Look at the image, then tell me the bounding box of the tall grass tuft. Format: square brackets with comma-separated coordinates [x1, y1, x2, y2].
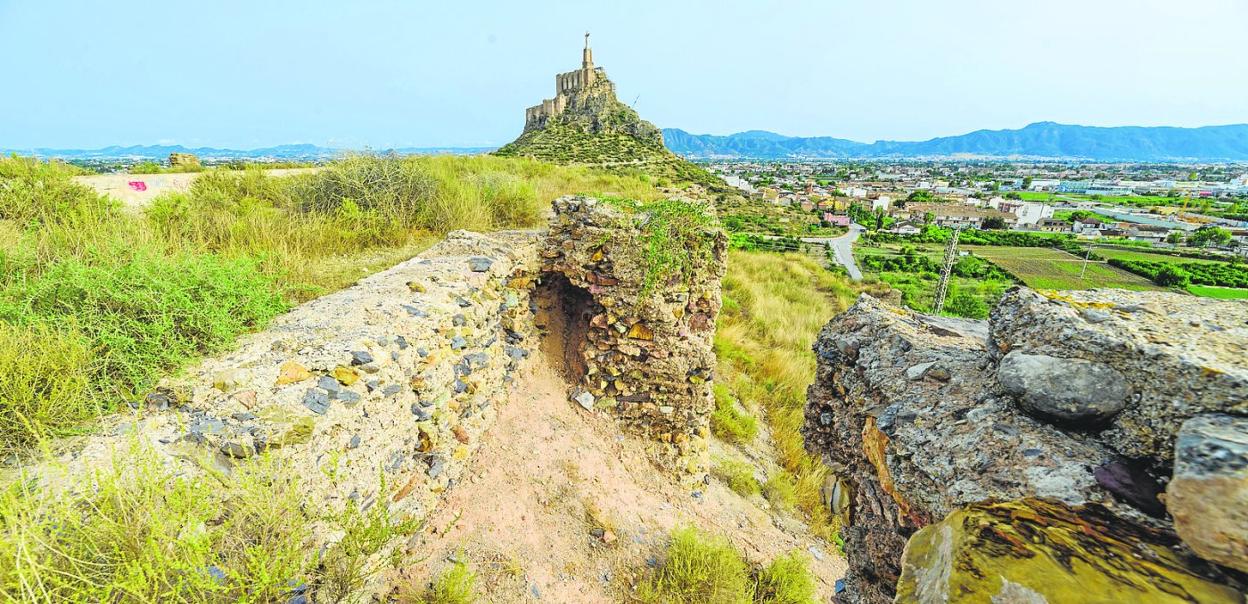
[0, 444, 420, 602]
[638, 526, 754, 604]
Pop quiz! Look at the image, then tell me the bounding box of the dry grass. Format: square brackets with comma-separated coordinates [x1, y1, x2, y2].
[714, 250, 881, 541]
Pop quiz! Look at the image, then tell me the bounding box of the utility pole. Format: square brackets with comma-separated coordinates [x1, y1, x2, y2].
[1079, 247, 1091, 279]
[933, 227, 962, 314]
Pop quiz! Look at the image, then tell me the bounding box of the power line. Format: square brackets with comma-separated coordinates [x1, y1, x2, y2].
[933, 227, 961, 314]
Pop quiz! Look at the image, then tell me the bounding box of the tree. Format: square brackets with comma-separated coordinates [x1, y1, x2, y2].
[1189, 226, 1232, 248]
[873, 208, 886, 231]
[982, 216, 1007, 230]
[906, 190, 934, 203]
[923, 211, 935, 226]
[1166, 231, 1186, 245]
[1022, 176, 1033, 190]
[1004, 192, 1022, 200]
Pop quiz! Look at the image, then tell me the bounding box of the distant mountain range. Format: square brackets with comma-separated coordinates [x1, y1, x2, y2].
[2, 143, 493, 161]
[662, 122, 1248, 161]
[11, 121, 1248, 162]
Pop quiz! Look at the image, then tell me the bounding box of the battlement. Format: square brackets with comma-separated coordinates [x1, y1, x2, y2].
[523, 34, 605, 131]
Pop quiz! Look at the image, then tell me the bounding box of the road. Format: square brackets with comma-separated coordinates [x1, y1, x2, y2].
[73, 168, 315, 210]
[802, 223, 864, 281]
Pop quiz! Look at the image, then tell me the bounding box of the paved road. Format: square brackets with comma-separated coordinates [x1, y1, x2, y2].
[802, 224, 864, 281]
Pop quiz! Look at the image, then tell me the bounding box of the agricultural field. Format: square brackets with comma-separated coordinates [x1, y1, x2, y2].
[1187, 285, 1248, 299]
[1089, 246, 1230, 265]
[854, 243, 1013, 318]
[965, 245, 1161, 291]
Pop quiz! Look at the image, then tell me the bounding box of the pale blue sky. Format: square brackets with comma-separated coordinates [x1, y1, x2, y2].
[2, 0, 1246, 149]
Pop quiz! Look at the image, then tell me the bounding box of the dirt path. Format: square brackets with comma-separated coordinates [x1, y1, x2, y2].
[391, 354, 845, 602]
[73, 168, 316, 210]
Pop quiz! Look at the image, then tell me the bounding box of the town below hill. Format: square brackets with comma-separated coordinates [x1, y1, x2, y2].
[713, 159, 1248, 314]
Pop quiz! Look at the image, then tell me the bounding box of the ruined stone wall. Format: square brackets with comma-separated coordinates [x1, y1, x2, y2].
[803, 288, 1247, 603]
[540, 195, 726, 456]
[36, 230, 543, 596]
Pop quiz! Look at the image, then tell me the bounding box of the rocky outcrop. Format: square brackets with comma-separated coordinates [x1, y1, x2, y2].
[540, 195, 726, 458]
[803, 287, 1248, 603]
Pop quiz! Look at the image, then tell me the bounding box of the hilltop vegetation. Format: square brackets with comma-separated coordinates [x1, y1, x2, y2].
[0, 154, 660, 452]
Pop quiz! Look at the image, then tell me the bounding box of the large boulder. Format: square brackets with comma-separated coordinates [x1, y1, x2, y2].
[803, 288, 1248, 603]
[991, 288, 1248, 461]
[1167, 414, 1248, 573]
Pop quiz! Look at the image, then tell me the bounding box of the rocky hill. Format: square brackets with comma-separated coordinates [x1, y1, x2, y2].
[803, 287, 1248, 602]
[493, 39, 723, 192]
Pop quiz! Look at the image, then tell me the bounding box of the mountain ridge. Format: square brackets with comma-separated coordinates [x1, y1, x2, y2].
[663, 121, 1248, 161]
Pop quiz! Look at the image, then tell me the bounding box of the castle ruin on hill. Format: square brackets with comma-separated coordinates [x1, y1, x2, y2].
[523, 33, 610, 131]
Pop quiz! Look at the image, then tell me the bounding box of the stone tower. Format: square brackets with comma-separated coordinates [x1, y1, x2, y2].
[523, 35, 605, 131]
[582, 32, 593, 70]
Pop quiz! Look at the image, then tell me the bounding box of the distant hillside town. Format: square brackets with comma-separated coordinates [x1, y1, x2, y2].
[710, 160, 1248, 250]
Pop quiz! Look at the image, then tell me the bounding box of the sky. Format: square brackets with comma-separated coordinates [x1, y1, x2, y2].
[2, 0, 1247, 149]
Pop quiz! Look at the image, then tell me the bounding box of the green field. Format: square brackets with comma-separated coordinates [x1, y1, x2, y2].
[965, 246, 1161, 291]
[1187, 285, 1248, 299]
[1090, 246, 1229, 265]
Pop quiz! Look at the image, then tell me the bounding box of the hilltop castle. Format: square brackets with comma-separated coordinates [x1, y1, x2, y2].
[523, 33, 614, 132]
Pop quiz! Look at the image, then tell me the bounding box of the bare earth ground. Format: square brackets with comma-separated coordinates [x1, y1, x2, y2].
[390, 354, 845, 602]
[73, 168, 316, 209]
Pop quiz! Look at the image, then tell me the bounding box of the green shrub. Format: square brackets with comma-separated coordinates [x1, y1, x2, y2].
[408, 562, 477, 604]
[0, 447, 312, 602]
[0, 155, 115, 227]
[0, 323, 96, 451]
[638, 526, 753, 604]
[944, 290, 990, 319]
[762, 474, 797, 512]
[711, 383, 759, 444]
[754, 552, 817, 604]
[0, 250, 287, 402]
[0, 444, 421, 603]
[713, 456, 760, 497]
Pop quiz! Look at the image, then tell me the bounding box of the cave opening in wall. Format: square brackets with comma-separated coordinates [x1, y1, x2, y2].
[534, 272, 598, 383]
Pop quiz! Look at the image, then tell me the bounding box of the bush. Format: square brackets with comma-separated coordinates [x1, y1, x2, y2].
[944, 290, 990, 319]
[408, 562, 477, 604]
[638, 527, 753, 604]
[0, 155, 115, 227]
[762, 474, 797, 512]
[713, 456, 761, 497]
[1154, 264, 1192, 287]
[0, 323, 96, 451]
[754, 552, 817, 604]
[0, 250, 287, 403]
[711, 382, 758, 445]
[0, 444, 421, 602]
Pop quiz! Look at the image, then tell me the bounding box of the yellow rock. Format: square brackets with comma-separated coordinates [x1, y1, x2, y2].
[452, 445, 469, 461]
[896, 498, 1242, 603]
[332, 366, 360, 386]
[275, 360, 312, 386]
[406, 280, 426, 293]
[626, 322, 654, 341]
